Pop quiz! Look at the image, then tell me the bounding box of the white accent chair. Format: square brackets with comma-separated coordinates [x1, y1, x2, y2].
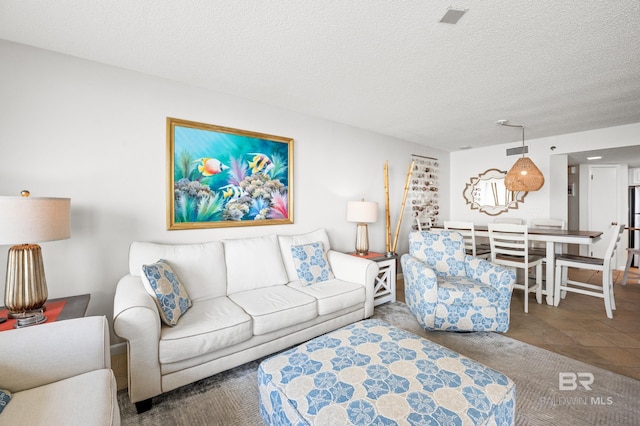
[0, 316, 120, 425]
[444, 221, 491, 259]
[554, 224, 625, 319]
[489, 223, 544, 313]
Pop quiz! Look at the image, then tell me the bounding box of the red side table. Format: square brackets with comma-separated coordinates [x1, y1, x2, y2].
[0, 294, 90, 331]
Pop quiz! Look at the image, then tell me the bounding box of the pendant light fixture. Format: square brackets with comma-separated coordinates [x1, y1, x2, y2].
[498, 120, 545, 191]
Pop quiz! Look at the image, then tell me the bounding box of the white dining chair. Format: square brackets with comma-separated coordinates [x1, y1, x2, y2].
[443, 221, 491, 259]
[415, 217, 432, 231]
[529, 218, 567, 265]
[553, 224, 624, 319]
[621, 247, 640, 286]
[530, 218, 566, 229]
[493, 217, 524, 225]
[488, 223, 544, 313]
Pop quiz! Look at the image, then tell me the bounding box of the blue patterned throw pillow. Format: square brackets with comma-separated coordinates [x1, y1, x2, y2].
[0, 389, 10, 414]
[291, 241, 335, 285]
[142, 259, 192, 326]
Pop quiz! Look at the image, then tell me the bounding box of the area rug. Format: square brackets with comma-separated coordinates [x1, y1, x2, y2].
[118, 302, 640, 425]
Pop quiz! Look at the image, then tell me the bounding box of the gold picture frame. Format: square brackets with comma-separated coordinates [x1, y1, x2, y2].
[167, 117, 293, 230]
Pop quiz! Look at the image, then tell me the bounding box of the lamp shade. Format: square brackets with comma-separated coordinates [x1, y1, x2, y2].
[504, 157, 545, 191]
[347, 200, 378, 224]
[0, 196, 71, 245]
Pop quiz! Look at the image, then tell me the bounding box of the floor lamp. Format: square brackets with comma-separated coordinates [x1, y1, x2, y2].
[0, 191, 70, 319]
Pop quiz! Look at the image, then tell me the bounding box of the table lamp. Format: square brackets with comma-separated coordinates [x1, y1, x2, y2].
[0, 191, 71, 318]
[346, 199, 378, 256]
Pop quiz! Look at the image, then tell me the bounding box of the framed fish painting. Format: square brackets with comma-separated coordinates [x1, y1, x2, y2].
[167, 117, 294, 230]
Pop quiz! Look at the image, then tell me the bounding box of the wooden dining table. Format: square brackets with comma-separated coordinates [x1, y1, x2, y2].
[471, 226, 603, 305]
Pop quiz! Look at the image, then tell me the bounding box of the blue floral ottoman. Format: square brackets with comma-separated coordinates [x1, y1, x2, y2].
[258, 319, 515, 425]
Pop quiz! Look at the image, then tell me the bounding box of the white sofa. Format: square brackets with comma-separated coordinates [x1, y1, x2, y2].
[0, 316, 120, 425]
[113, 229, 378, 412]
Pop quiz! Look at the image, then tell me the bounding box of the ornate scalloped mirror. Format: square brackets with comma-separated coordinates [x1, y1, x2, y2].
[463, 169, 527, 215]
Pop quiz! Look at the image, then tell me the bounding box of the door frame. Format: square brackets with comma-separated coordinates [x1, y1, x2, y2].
[579, 163, 628, 269]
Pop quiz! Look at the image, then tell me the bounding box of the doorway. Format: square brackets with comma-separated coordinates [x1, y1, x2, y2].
[586, 165, 618, 258]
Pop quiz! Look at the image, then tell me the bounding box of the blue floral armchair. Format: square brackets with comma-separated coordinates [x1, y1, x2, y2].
[401, 230, 515, 332]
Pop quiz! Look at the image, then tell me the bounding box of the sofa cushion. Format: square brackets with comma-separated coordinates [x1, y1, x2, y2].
[129, 241, 227, 301]
[159, 297, 253, 364]
[229, 286, 317, 335]
[278, 229, 331, 282]
[224, 234, 289, 294]
[1, 369, 118, 425]
[288, 279, 364, 315]
[142, 259, 192, 326]
[290, 241, 335, 285]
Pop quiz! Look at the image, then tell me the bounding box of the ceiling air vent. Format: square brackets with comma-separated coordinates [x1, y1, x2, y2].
[439, 9, 467, 24]
[507, 146, 529, 156]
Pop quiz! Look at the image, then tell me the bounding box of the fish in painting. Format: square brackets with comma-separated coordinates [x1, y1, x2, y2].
[194, 158, 229, 176]
[247, 153, 274, 174]
[220, 184, 246, 200]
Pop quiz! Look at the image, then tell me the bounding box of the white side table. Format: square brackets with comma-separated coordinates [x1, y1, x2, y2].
[348, 252, 397, 306]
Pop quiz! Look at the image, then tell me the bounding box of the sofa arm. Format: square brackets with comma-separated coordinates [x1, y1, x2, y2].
[0, 316, 110, 393]
[327, 250, 378, 318]
[113, 274, 162, 403]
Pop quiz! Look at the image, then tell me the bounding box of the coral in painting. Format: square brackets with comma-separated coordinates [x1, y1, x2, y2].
[173, 126, 290, 224]
[269, 191, 289, 219]
[174, 179, 225, 223]
[221, 173, 286, 221]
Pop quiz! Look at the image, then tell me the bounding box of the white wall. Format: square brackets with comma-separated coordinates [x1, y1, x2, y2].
[0, 40, 449, 341]
[450, 123, 640, 226]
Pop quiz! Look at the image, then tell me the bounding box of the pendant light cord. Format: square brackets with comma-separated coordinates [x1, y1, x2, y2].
[498, 122, 525, 157]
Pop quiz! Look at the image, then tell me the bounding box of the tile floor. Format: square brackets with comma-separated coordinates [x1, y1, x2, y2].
[397, 268, 640, 381]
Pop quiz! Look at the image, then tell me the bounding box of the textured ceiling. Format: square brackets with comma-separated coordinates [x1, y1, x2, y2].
[1, 1, 639, 152]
